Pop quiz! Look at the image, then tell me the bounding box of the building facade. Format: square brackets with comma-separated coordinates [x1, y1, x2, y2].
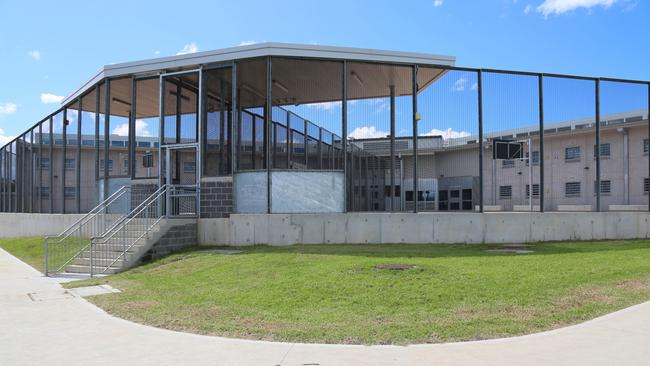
[0, 43, 648, 216]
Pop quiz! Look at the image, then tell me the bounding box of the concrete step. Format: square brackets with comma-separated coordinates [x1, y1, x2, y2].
[66, 264, 121, 275]
[79, 245, 144, 256]
[74, 257, 125, 267]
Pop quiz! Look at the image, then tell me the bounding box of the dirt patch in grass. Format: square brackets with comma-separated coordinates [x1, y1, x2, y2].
[615, 278, 650, 292]
[374, 263, 416, 270]
[552, 288, 615, 310]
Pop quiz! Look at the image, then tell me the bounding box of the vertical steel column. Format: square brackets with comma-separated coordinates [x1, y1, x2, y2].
[389, 85, 396, 212]
[538, 74, 545, 213]
[477, 70, 484, 213]
[412, 65, 419, 213]
[130, 78, 137, 179]
[197, 69, 204, 217]
[230, 64, 238, 175]
[48, 117, 53, 213]
[648, 82, 650, 212]
[30, 129, 35, 213]
[319, 127, 323, 170]
[95, 84, 100, 182]
[0, 149, 4, 212]
[38, 123, 42, 213]
[158, 75, 165, 188]
[365, 155, 370, 211]
[175, 83, 181, 144]
[286, 112, 291, 168]
[76, 100, 82, 213]
[219, 78, 226, 175]
[342, 61, 348, 213]
[252, 111, 257, 170]
[266, 57, 272, 213]
[595, 79, 601, 212]
[104, 80, 111, 200]
[304, 119, 308, 168]
[20, 132, 24, 212]
[62, 108, 67, 213]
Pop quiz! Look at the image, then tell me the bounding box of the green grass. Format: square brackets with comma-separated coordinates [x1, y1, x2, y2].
[5, 237, 650, 344]
[0, 237, 45, 272]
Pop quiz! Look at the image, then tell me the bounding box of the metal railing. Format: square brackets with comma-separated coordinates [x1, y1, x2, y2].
[168, 185, 199, 217]
[44, 186, 132, 276]
[89, 184, 169, 276]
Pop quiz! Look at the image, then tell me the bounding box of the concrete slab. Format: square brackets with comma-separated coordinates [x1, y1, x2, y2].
[68, 285, 121, 297]
[3, 248, 650, 366]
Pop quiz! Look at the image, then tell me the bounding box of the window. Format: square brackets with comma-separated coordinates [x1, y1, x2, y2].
[64, 158, 75, 170]
[526, 184, 540, 198]
[111, 140, 126, 147]
[594, 143, 611, 159]
[137, 141, 150, 148]
[183, 161, 196, 174]
[526, 151, 539, 166]
[502, 159, 515, 168]
[645, 178, 649, 194]
[565, 182, 581, 197]
[40, 187, 50, 199]
[81, 139, 95, 146]
[594, 180, 611, 195]
[565, 146, 581, 161]
[499, 185, 512, 199]
[123, 159, 129, 174]
[438, 190, 448, 211]
[39, 157, 50, 170]
[99, 159, 113, 172]
[64, 187, 76, 199]
[462, 189, 472, 210]
[644, 139, 649, 154]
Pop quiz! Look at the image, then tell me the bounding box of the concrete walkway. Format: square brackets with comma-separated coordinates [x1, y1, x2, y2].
[1, 248, 650, 366]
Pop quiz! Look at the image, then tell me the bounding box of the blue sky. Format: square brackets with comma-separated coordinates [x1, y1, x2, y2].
[0, 0, 648, 144]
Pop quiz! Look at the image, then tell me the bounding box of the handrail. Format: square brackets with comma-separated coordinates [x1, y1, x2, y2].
[44, 185, 131, 276]
[45, 186, 130, 242]
[91, 184, 169, 275]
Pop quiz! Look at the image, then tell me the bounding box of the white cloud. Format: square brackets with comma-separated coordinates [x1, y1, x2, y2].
[0, 128, 14, 145]
[0, 102, 17, 116]
[524, 4, 533, 13]
[453, 77, 467, 92]
[176, 42, 198, 55]
[28, 50, 41, 61]
[239, 40, 259, 46]
[306, 101, 341, 111]
[112, 119, 153, 137]
[423, 127, 471, 139]
[470, 82, 478, 91]
[536, 0, 617, 16]
[40, 93, 64, 104]
[154, 50, 160, 55]
[433, 0, 444, 6]
[349, 126, 388, 139]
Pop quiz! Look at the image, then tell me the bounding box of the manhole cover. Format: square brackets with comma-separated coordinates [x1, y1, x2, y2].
[483, 249, 534, 254]
[374, 263, 416, 270]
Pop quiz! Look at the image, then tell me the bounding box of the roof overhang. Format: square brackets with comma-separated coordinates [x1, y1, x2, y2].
[61, 42, 456, 105]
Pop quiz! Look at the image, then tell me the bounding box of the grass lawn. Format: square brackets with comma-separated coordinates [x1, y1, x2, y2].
[0, 237, 45, 273]
[4, 237, 650, 345]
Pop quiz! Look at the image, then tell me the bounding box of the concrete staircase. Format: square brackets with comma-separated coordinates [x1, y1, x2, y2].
[65, 218, 196, 275]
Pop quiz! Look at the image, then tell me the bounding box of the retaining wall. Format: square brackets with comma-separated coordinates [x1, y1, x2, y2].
[0, 213, 86, 238]
[199, 212, 650, 246]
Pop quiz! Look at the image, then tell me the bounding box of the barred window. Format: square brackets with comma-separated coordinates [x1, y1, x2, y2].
[644, 178, 649, 193]
[502, 159, 515, 168]
[499, 185, 512, 199]
[644, 139, 649, 154]
[99, 159, 113, 172]
[565, 182, 581, 197]
[526, 184, 540, 198]
[64, 187, 76, 199]
[526, 151, 539, 166]
[64, 158, 75, 170]
[39, 157, 50, 170]
[594, 180, 611, 195]
[565, 146, 581, 161]
[40, 187, 50, 199]
[594, 143, 610, 158]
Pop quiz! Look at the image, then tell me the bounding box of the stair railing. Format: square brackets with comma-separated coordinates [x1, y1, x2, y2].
[44, 186, 131, 276]
[89, 184, 169, 276]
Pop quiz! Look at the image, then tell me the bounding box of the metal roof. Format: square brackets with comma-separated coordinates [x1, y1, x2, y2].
[62, 42, 456, 105]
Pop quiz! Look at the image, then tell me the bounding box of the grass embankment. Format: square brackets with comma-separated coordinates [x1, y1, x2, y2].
[3, 237, 650, 344]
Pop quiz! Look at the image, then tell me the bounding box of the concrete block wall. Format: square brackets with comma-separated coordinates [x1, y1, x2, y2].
[198, 212, 650, 246]
[142, 222, 198, 261]
[200, 179, 233, 218]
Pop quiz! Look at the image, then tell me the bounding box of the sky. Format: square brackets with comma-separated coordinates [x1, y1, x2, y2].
[0, 0, 648, 145]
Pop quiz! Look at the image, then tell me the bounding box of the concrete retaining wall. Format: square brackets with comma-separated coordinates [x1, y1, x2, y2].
[198, 212, 650, 246]
[0, 213, 86, 238]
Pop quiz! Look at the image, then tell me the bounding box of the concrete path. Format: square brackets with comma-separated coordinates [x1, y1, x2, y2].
[1, 248, 650, 366]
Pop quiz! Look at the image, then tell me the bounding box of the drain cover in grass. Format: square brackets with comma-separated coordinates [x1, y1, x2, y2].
[483, 249, 534, 254]
[202, 249, 243, 255]
[374, 263, 416, 270]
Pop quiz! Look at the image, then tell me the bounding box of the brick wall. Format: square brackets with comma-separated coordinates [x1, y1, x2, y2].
[201, 180, 233, 218]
